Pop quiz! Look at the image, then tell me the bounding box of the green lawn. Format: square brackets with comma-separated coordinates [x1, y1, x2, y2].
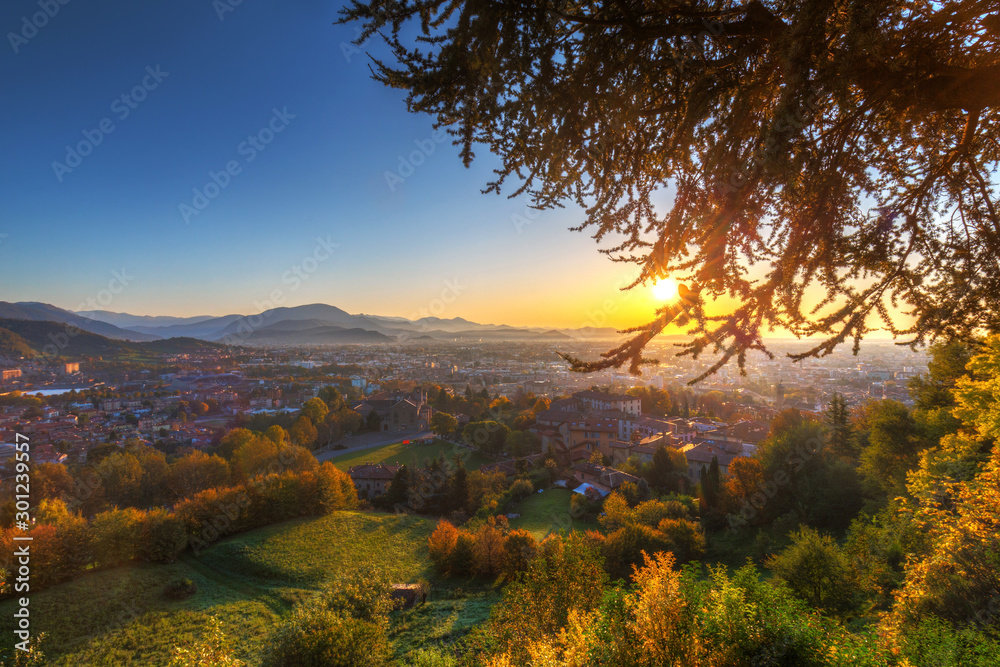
[329, 438, 489, 472]
[507, 488, 602, 541]
[0, 511, 492, 666]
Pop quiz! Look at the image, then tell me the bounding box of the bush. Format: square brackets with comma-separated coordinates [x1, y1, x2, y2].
[508, 478, 534, 501]
[657, 518, 706, 563]
[263, 567, 395, 667]
[766, 526, 856, 614]
[164, 577, 197, 600]
[633, 499, 685, 527]
[403, 648, 458, 667]
[168, 616, 245, 667]
[570, 492, 600, 520]
[603, 524, 673, 581]
[263, 612, 390, 667]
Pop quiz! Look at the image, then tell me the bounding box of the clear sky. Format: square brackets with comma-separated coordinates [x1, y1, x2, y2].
[0, 0, 673, 329]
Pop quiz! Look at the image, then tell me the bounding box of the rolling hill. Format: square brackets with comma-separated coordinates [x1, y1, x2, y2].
[0, 319, 228, 358]
[72, 303, 627, 345]
[0, 302, 158, 341]
[0, 327, 35, 358]
[74, 310, 219, 328]
[216, 320, 394, 345]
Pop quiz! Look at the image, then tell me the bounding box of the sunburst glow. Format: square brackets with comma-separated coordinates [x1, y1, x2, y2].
[652, 277, 679, 301]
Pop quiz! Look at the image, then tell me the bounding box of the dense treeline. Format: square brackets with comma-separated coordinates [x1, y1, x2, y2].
[0, 461, 356, 596]
[0, 393, 364, 598]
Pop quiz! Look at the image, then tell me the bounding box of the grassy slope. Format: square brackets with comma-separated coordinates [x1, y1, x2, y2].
[329, 439, 489, 472]
[507, 488, 601, 541]
[0, 511, 495, 666]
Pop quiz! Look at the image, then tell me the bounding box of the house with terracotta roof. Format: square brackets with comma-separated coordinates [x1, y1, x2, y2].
[571, 461, 642, 497]
[348, 463, 401, 498]
[572, 390, 642, 416]
[680, 440, 740, 480]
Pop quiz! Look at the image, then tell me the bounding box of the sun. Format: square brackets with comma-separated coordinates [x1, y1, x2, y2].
[652, 277, 679, 301]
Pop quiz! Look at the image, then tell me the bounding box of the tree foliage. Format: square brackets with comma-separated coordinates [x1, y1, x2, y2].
[342, 0, 1000, 381]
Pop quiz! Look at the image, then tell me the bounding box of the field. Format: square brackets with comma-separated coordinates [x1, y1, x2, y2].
[328, 438, 489, 472]
[507, 488, 602, 541]
[0, 511, 496, 666]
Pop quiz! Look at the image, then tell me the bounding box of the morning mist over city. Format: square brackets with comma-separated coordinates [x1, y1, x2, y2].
[1, 1, 999, 665]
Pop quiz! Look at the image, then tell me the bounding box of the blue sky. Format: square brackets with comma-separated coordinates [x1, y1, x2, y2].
[1, 0, 653, 328]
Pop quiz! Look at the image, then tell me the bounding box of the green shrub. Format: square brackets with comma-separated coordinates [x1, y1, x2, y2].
[263, 612, 390, 667]
[164, 577, 197, 600]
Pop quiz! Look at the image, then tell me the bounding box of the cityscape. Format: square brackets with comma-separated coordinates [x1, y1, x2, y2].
[2, 0, 998, 665]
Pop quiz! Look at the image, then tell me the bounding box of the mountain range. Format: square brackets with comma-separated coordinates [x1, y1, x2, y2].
[0, 301, 622, 347]
[0, 318, 226, 359]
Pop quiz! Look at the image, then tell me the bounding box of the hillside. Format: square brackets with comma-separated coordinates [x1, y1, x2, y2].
[132, 336, 229, 355]
[0, 318, 127, 357]
[0, 302, 158, 341]
[0, 319, 229, 359]
[215, 319, 394, 345]
[0, 327, 35, 359]
[0, 512, 493, 666]
[75, 310, 218, 328]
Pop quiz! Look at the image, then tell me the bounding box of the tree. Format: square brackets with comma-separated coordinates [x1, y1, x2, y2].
[767, 527, 856, 614]
[302, 397, 330, 424]
[447, 461, 469, 513]
[22, 405, 43, 421]
[855, 400, 927, 498]
[264, 425, 291, 448]
[721, 456, 766, 520]
[428, 520, 460, 572]
[909, 340, 975, 413]
[907, 334, 1000, 506]
[379, 464, 409, 508]
[824, 393, 854, 462]
[32, 463, 74, 504]
[505, 429, 542, 458]
[169, 451, 230, 500]
[430, 411, 458, 437]
[462, 420, 510, 457]
[343, 1, 1000, 382]
[485, 533, 608, 662]
[218, 428, 256, 460]
[261, 569, 394, 667]
[701, 456, 721, 511]
[232, 435, 279, 482]
[96, 452, 144, 509]
[647, 445, 677, 491]
[489, 396, 514, 417]
[318, 385, 346, 411]
[290, 416, 318, 449]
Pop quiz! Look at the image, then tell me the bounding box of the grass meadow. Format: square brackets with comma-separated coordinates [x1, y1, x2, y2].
[328, 438, 489, 472]
[0, 511, 495, 666]
[506, 488, 602, 541]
